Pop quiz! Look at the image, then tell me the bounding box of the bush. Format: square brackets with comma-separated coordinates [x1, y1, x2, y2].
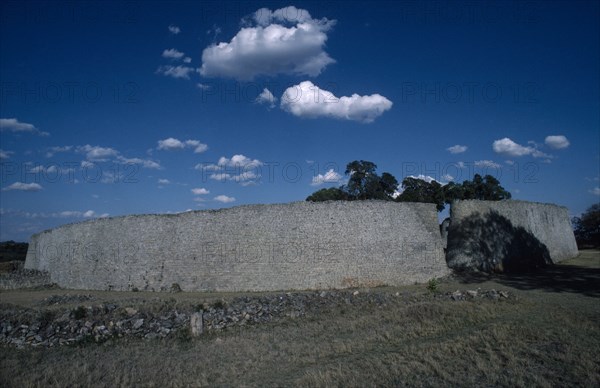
[427, 278, 439, 293]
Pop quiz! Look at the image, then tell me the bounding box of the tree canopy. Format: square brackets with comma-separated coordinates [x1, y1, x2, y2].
[306, 161, 511, 211]
[307, 160, 398, 202]
[572, 204, 600, 247]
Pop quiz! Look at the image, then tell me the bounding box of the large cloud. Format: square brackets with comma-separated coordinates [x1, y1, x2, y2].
[280, 81, 392, 123]
[200, 6, 335, 80]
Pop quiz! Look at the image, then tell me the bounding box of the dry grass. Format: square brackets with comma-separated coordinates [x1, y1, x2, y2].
[1, 250, 599, 387]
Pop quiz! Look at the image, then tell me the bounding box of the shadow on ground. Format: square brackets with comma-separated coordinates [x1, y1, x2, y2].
[453, 262, 600, 297]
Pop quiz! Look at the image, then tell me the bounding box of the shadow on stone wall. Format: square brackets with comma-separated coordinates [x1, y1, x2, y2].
[446, 210, 552, 273]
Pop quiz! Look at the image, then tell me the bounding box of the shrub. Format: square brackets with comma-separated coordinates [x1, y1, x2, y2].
[427, 278, 439, 293]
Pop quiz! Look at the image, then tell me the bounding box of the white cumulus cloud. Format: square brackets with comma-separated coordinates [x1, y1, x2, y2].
[156, 65, 199, 79]
[545, 135, 570, 149]
[191, 188, 209, 195]
[311, 169, 343, 186]
[447, 145, 467, 154]
[280, 81, 392, 123]
[214, 195, 236, 203]
[200, 6, 336, 80]
[168, 25, 181, 34]
[474, 160, 501, 169]
[492, 138, 533, 157]
[196, 154, 263, 184]
[157, 138, 208, 153]
[492, 137, 551, 159]
[2, 182, 43, 191]
[256, 88, 277, 108]
[590, 187, 600, 196]
[0, 118, 49, 136]
[162, 48, 185, 60]
[76, 145, 119, 162]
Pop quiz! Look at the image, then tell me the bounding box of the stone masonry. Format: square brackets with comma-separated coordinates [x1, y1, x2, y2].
[446, 200, 578, 272]
[25, 201, 449, 292]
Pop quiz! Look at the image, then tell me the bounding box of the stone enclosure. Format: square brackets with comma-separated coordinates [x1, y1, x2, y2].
[24, 200, 578, 292]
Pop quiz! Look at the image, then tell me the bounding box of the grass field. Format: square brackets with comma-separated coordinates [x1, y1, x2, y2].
[1, 250, 599, 387]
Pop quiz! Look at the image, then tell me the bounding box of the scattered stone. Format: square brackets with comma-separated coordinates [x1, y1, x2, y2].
[0, 287, 513, 348]
[190, 312, 203, 336]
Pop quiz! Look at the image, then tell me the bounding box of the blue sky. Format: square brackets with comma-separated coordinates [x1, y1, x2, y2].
[1, 0, 599, 241]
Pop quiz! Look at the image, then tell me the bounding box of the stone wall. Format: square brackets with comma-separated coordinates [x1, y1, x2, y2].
[446, 200, 578, 272]
[25, 201, 449, 292]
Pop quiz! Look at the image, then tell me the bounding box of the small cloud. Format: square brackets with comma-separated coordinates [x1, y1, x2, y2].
[76, 145, 119, 162]
[0, 118, 49, 136]
[545, 135, 570, 149]
[162, 48, 185, 60]
[492, 138, 533, 157]
[158, 137, 185, 150]
[183, 57, 192, 63]
[116, 156, 161, 169]
[45, 145, 72, 158]
[197, 83, 211, 90]
[197, 154, 262, 184]
[311, 169, 343, 186]
[255, 88, 277, 108]
[214, 194, 236, 203]
[447, 145, 467, 154]
[156, 65, 199, 79]
[168, 25, 181, 34]
[185, 140, 208, 154]
[191, 187, 209, 195]
[157, 138, 208, 153]
[442, 174, 454, 182]
[492, 137, 551, 159]
[158, 179, 171, 185]
[474, 160, 501, 169]
[0, 149, 14, 159]
[407, 174, 440, 184]
[2, 182, 43, 191]
[590, 187, 600, 196]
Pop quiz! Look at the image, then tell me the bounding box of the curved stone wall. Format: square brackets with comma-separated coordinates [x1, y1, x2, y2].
[446, 200, 578, 272]
[25, 201, 449, 292]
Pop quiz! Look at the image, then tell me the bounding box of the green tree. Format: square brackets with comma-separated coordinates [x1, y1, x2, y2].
[461, 174, 511, 201]
[396, 177, 445, 211]
[572, 204, 600, 247]
[306, 187, 348, 202]
[344, 160, 379, 200]
[443, 181, 465, 205]
[306, 160, 399, 202]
